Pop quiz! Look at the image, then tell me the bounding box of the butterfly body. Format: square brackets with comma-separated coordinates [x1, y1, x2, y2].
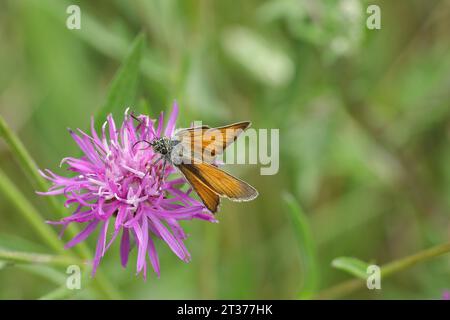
[151, 137, 180, 159]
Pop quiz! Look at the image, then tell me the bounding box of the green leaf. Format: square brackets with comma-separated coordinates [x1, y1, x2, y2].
[331, 257, 370, 280]
[94, 33, 145, 129]
[283, 192, 319, 299]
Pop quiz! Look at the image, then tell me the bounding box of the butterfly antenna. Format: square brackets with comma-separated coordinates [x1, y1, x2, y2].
[130, 112, 143, 125]
[132, 139, 154, 151]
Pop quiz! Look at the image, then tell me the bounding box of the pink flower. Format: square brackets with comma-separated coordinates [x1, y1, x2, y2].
[443, 290, 450, 300]
[38, 102, 216, 278]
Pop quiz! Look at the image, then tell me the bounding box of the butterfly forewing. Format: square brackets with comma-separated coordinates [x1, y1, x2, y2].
[167, 121, 257, 213]
[175, 121, 251, 162]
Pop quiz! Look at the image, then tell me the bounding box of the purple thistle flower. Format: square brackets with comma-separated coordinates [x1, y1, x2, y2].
[38, 102, 217, 278]
[443, 290, 450, 300]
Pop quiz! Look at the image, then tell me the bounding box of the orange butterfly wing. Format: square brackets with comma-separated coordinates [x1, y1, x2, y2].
[175, 121, 251, 162]
[177, 162, 258, 202]
[177, 164, 221, 213]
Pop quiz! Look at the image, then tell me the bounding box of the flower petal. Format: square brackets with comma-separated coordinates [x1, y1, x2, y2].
[65, 220, 100, 249]
[120, 228, 130, 268]
[92, 219, 109, 276]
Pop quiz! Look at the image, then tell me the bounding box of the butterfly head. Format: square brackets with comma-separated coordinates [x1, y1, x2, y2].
[151, 137, 172, 155]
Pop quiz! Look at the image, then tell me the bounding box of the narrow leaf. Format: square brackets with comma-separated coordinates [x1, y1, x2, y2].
[331, 257, 370, 280]
[283, 192, 319, 299]
[94, 33, 145, 128]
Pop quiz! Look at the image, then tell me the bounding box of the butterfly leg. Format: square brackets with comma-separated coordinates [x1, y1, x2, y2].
[159, 159, 167, 190]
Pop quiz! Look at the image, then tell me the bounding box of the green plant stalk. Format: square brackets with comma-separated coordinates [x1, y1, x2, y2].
[0, 169, 66, 255]
[381, 242, 450, 277]
[39, 285, 75, 300]
[0, 249, 80, 267]
[0, 116, 59, 211]
[317, 242, 450, 299]
[39, 259, 101, 300]
[0, 115, 91, 259]
[0, 117, 121, 299]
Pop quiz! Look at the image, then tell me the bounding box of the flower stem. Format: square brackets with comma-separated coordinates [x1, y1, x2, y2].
[0, 116, 58, 208]
[0, 115, 90, 257]
[0, 168, 121, 299]
[0, 168, 66, 255]
[0, 116, 121, 299]
[381, 242, 450, 277]
[0, 249, 80, 267]
[316, 242, 450, 299]
[38, 285, 75, 300]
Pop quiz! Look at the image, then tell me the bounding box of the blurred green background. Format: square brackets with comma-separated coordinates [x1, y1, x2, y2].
[1, 0, 450, 299]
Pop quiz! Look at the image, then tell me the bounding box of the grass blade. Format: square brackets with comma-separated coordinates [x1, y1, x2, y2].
[94, 33, 145, 128]
[283, 192, 319, 299]
[331, 257, 370, 280]
[0, 249, 79, 267]
[0, 116, 56, 205]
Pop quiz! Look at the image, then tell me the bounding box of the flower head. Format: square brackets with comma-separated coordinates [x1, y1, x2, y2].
[38, 102, 216, 278]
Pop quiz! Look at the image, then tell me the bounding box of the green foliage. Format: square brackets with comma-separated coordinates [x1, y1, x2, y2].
[1, 0, 450, 299]
[331, 257, 370, 280]
[94, 33, 145, 129]
[283, 193, 319, 298]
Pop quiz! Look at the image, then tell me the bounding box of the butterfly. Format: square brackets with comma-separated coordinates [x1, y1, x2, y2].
[135, 121, 258, 213]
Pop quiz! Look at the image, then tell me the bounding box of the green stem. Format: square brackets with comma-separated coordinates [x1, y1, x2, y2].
[39, 285, 76, 300]
[0, 116, 90, 256]
[38, 264, 121, 300]
[0, 169, 120, 298]
[381, 242, 450, 277]
[0, 115, 121, 299]
[317, 242, 450, 299]
[0, 169, 66, 255]
[0, 249, 80, 267]
[0, 116, 59, 209]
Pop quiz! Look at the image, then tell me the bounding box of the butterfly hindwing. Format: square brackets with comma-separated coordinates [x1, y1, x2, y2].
[177, 162, 258, 202]
[176, 163, 220, 213]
